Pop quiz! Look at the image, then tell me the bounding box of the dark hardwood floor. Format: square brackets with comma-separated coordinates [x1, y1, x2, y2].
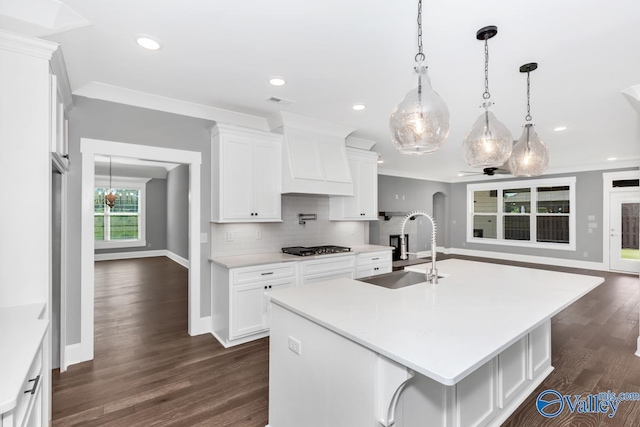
[52, 256, 639, 426]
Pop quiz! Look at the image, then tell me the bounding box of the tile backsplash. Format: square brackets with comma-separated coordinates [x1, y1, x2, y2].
[210, 195, 367, 257]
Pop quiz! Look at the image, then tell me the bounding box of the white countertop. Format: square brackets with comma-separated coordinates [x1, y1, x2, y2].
[268, 259, 604, 386]
[0, 303, 48, 413]
[210, 245, 393, 268]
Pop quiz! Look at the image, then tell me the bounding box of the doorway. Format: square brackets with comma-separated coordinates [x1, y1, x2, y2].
[609, 191, 640, 273]
[77, 139, 202, 364]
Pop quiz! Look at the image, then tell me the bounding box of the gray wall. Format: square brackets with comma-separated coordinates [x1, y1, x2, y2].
[94, 178, 168, 254]
[371, 175, 451, 250]
[449, 168, 638, 263]
[66, 96, 212, 345]
[167, 165, 189, 259]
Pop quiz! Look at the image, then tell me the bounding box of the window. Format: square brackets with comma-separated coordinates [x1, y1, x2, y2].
[467, 177, 576, 250]
[94, 178, 149, 249]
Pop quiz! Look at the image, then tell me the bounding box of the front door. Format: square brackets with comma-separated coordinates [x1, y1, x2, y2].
[609, 191, 640, 273]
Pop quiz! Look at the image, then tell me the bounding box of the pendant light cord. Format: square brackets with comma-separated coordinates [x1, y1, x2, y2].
[483, 37, 490, 100]
[415, 0, 425, 63]
[109, 157, 113, 192]
[525, 71, 532, 121]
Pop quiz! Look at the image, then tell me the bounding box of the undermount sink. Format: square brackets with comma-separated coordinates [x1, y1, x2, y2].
[359, 270, 446, 289]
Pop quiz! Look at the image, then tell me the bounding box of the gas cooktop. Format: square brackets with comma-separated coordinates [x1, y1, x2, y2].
[282, 245, 351, 257]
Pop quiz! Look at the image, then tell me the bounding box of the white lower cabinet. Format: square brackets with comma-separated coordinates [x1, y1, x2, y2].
[456, 360, 497, 427]
[498, 336, 528, 409]
[212, 250, 393, 347]
[212, 261, 298, 345]
[1, 344, 43, 427]
[230, 277, 294, 340]
[355, 250, 392, 279]
[299, 255, 356, 286]
[270, 310, 554, 427]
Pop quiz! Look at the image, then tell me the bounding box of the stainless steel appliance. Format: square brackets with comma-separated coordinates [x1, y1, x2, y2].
[282, 245, 351, 256]
[389, 234, 409, 261]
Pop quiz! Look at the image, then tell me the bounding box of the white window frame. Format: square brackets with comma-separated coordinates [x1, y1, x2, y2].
[94, 176, 150, 249]
[466, 177, 576, 251]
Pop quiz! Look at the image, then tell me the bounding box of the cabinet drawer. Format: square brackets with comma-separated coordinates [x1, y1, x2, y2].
[300, 255, 356, 276]
[357, 251, 392, 266]
[356, 264, 391, 279]
[232, 263, 295, 285]
[11, 345, 43, 427]
[301, 269, 355, 286]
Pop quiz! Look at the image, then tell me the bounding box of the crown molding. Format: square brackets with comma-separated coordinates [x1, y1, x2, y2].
[0, 29, 58, 60]
[73, 82, 270, 131]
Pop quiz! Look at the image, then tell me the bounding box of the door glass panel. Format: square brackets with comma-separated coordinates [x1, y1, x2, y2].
[504, 216, 530, 240]
[474, 190, 497, 213]
[503, 188, 530, 213]
[473, 215, 496, 239]
[621, 202, 639, 261]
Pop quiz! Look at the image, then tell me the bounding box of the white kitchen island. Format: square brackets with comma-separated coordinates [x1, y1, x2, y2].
[267, 259, 604, 427]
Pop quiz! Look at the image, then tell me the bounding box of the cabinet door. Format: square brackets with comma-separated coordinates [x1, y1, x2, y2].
[222, 136, 254, 220]
[340, 157, 360, 218]
[252, 139, 281, 220]
[230, 282, 267, 339]
[357, 157, 377, 219]
[264, 280, 295, 329]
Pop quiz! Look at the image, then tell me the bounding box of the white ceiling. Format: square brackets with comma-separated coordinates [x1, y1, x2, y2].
[6, 0, 640, 182]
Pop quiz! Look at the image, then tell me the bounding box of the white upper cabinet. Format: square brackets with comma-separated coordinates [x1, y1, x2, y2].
[211, 124, 282, 222]
[330, 148, 379, 220]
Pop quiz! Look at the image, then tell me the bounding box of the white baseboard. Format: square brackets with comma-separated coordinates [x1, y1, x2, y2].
[94, 249, 190, 269]
[94, 249, 166, 261]
[65, 342, 92, 368]
[449, 247, 607, 271]
[166, 250, 190, 269]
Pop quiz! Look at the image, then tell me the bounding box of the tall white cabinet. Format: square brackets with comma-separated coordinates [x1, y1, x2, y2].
[211, 124, 282, 222]
[329, 148, 378, 220]
[0, 29, 70, 427]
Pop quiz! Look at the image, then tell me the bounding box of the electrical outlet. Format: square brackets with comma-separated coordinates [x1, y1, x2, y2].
[583, 252, 588, 258]
[256, 231, 262, 240]
[226, 232, 233, 242]
[200, 233, 208, 244]
[395, 194, 399, 199]
[288, 336, 302, 355]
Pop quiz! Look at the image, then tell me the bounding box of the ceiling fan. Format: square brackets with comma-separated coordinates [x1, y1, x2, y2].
[459, 166, 511, 176]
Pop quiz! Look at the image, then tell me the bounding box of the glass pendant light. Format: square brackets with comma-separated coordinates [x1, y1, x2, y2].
[389, 0, 449, 155]
[463, 26, 513, 168]
[508, 63, 550, 177]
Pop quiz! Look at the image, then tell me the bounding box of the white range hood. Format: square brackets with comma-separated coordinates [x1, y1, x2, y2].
[268, 112, 355, 196]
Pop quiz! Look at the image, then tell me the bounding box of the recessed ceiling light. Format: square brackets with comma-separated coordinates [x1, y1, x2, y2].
[377, 159, 384, 164]
[457, 173, 465, 177]
[553, 126, 568, 132]
[607, 157, 617, 161]
[135, 35, 161, 50]
[269, 77, 286, 86]
[352, 104, 366, 111]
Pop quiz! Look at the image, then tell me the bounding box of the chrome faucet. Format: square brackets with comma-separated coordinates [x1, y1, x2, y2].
[399, 211, 438, 284]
